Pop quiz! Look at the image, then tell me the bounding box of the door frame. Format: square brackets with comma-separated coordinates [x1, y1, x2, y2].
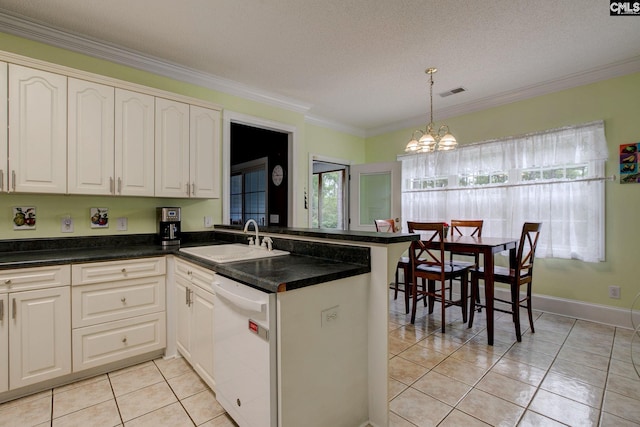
[308, 154, 351, 230]
[222, 111, 298, 226]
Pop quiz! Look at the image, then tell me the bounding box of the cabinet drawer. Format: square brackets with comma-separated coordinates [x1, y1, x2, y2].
[72, 312, 166, 372]
[72, 276, 166, 328]
[0, 265, 71, 292]
[72, 257, 165, 285]
[175, 259, 216, 292]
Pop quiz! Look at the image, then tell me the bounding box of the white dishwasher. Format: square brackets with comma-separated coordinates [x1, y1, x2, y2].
[212, 275, 277, 427]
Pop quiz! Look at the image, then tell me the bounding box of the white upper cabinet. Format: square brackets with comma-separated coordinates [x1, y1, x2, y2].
[115, 88, 155, 196]
[8, 64, 67, 193]
[68, 78, 115, 195]
[155, 97, 190, 197]
[190, 105, 221, 198]
[0, 62, 7, 193]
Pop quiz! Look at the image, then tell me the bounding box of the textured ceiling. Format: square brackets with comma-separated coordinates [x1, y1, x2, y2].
[0, 0, 639, 136]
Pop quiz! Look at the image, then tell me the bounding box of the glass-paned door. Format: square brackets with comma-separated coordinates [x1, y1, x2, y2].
[349, 162, 401, 231]
[311, 169, 345, 228]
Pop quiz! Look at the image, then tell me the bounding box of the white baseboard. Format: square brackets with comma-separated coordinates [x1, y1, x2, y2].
[488, 286, 638, 330]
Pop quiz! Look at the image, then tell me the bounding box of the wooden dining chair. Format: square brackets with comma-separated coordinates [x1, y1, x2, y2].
[468, 222, 542, 342]
[449, 220, 484, 309]
[374, 219, 411, 313]
[406, 221, 472, 331]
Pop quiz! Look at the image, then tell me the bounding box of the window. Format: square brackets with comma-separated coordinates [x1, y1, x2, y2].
[230, 158, 267, 225]
[400, 121, 609, 262]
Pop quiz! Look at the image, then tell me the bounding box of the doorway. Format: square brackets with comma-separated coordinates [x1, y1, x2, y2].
[227, 121, 290, 226]
[311, 160, 349, 230]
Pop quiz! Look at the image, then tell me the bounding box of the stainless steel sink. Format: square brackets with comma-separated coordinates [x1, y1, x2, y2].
[179, 243, 289, 263]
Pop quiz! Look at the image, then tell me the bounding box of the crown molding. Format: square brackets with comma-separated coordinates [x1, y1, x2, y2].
[368, 55, 640, 137]
[0, 11, 313, 115]
[305, 115, 365, 138]
[2, 11, 639, 140]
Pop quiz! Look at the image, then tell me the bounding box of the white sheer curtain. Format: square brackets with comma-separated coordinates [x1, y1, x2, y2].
[399, 121, 608, 262]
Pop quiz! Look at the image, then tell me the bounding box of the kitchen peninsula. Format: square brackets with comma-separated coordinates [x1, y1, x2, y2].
[0, 227, 416, 427]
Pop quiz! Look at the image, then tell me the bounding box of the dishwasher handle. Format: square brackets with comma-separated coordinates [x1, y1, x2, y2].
[212, 282, 266, 314]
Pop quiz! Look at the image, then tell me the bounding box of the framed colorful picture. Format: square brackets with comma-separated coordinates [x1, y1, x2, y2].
[90, 207, 109, 228]
[620, 142, 640, 183]
[13, 206, 36, 230]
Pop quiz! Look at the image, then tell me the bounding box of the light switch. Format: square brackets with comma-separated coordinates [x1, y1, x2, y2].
[117, 217, 128, 231]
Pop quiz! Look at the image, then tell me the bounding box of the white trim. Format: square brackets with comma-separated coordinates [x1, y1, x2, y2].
[0, 11, 309, 114]
[367, 56, 640, 138]
[488, 287, 637, 330]
[222, 111, 298, 226]
[3, 11, 640, 138]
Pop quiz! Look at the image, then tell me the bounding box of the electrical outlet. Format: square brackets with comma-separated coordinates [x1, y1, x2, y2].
[117, 217, 128, 231]
[204, 216, 213, 227]
[321, 305, 339, 327]
[61, 216, 74, 233]
[608, 285, 621, 299]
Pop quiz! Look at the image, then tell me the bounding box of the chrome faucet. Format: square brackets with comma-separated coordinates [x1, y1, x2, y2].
[243, 219, 260, 246]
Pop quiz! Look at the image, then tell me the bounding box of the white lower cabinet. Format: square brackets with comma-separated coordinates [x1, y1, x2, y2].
[71, 258, 166, 372]
[175, 259, 215, 389]
[0, 293, 8, 393]
[0, 265, 72, 391]
[10, 286, 72, 388]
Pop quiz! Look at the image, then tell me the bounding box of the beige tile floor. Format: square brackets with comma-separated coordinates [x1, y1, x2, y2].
[389, 290, 640, 426]
[1, 290, 639, 427]
[0, 357, 238, 427]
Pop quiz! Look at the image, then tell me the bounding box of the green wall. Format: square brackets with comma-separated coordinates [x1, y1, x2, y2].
[0, 32, 365, 238]
[366, 72, 640, 311]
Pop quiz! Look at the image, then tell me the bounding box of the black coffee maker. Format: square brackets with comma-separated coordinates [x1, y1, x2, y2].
[157, 207, 181, 246]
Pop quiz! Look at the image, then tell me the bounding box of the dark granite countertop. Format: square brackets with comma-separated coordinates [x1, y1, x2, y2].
[0, 231, 373, 293]
[214, 225, 418, 244]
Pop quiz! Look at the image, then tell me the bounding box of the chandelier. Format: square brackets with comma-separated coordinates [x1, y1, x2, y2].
[405, 67, 457, 153]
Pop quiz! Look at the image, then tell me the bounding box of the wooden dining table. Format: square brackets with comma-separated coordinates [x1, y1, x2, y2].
[438, 235, 519, 345]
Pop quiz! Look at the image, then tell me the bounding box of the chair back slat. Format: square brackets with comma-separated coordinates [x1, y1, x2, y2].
[517, 222, 542, 275]
[407, 221, 445, 271]
[374, 219, 396, 233]
[451, 219, 483, 237]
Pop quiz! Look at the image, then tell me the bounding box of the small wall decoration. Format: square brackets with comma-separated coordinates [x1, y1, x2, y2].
[13, 206, 36, 230]
[90, 207, 109, 228]
[620, 143, 640, 183]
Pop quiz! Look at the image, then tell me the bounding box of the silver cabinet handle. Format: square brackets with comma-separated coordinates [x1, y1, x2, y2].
[110, 177, 114, 193]
[186, 183, 190, 196]
[191, 182, 195, 196]
[0, 299, 4, 321]
[117, 177, 122, 194]
[185, 286, 190, 306]
[12, 298, 16, 319]
[121, 297, 126, 304]
[0, 169, 3, 192]
[11, 170, 16, 191]
[4, 279, 10, 285]
[189, 289, 194, 307]
[121, 268, 127, 274]
[122, 336, 127, 344]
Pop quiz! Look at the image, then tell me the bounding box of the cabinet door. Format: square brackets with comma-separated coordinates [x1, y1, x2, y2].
[175, 277, 192, 360]
[0, 62, 7, 193]
[9, 286, 71, 389]
[190, 106, 221, 198]
[0, 293, 7, 393]
[67, 78, 115, 195]
[8, 64, 67, 193]
[115, 88, 155, 196]
[155, 97, 190, 197]
[192, 286, 215, 388]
